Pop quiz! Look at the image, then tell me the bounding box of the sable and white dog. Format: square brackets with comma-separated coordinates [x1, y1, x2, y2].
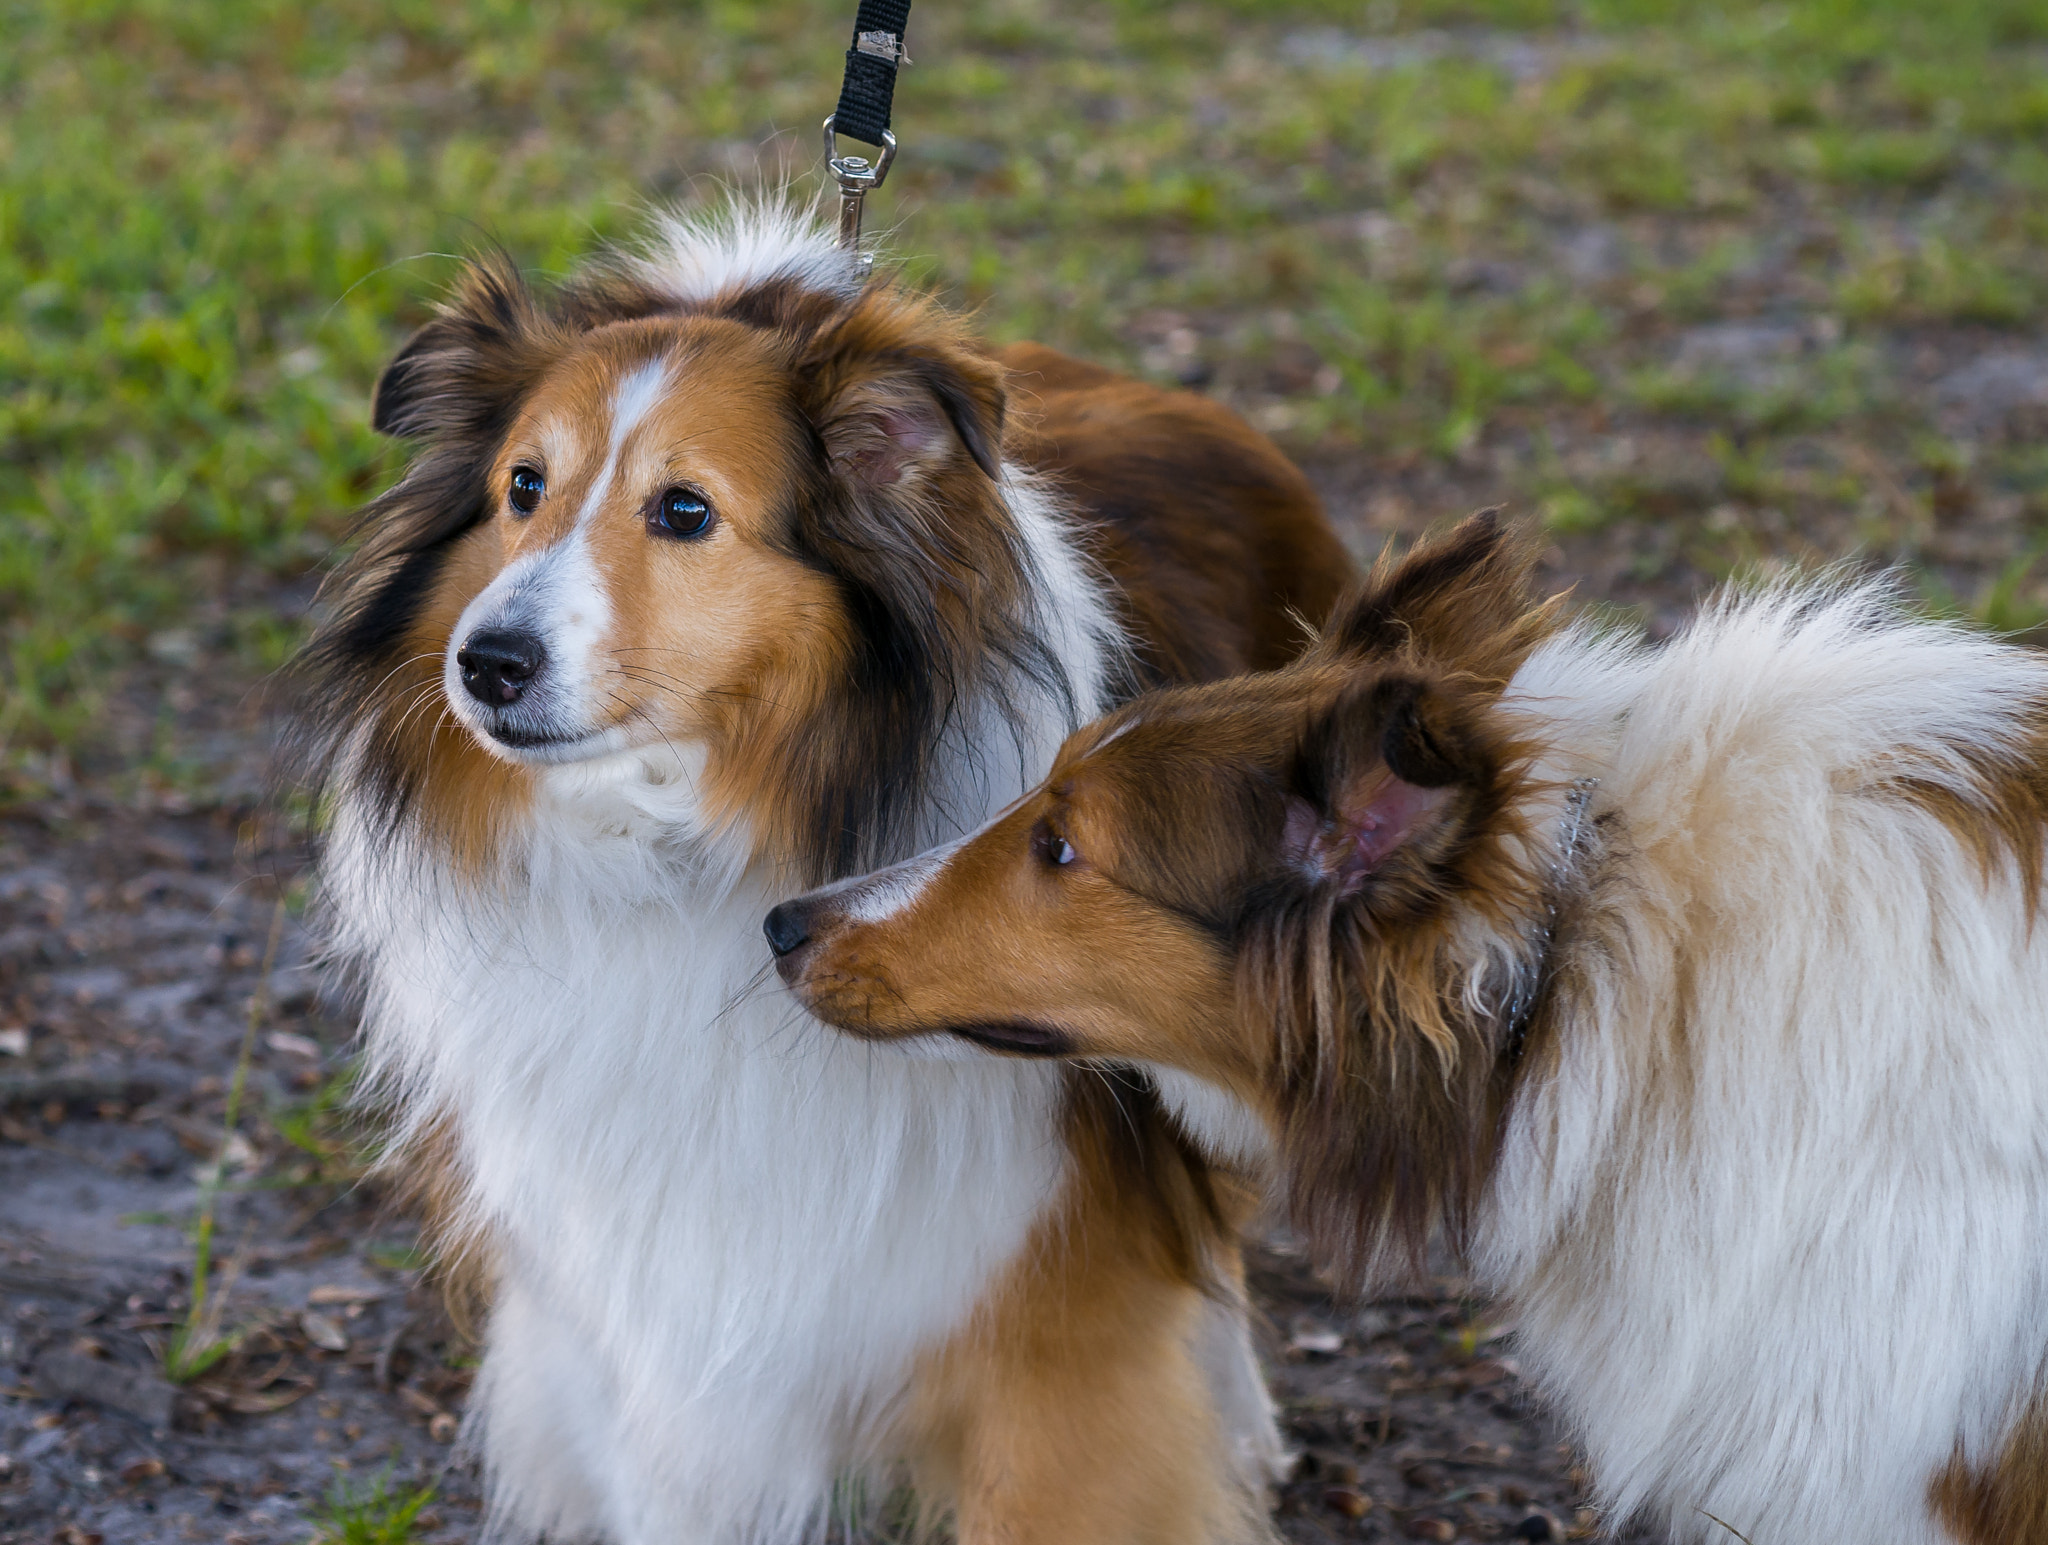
[776, 513, 2048, 1545]
[286, 200, 1356, 1542]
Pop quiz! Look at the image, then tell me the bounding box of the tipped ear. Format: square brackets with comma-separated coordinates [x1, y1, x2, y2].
[371, 254, 551, 440]
[798, 293, 1007, 491]
[1283, 675, 1490, 898]
[1325, 509, 1541, 670]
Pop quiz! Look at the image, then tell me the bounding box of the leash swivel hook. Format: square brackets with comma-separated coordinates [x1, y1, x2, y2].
[822, 117, 897, 275]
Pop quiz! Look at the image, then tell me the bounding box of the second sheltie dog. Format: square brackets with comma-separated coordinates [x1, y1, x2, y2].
[286, 200, 1354, 1542]
[777, 513, 2048, 1545]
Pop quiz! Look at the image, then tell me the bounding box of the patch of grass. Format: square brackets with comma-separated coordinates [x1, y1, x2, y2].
[309, 1467, 438, 1545]
[1836, 225, 2040, 325]
[1920, 546, 2048, 637]
[164, 896, 283, 1383]
[5, 0, 2046, 771]
[270, 1058, 376, 1189]
[1540, 489, 1611, 536]
[1968, 550, 2048, 636]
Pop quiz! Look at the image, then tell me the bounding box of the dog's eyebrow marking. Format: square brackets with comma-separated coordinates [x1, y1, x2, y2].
[574, 359, 671, 528]
[537, 420, 582, 480]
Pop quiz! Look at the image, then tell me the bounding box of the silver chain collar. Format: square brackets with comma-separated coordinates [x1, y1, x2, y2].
[1498, 776, 1600, 1065]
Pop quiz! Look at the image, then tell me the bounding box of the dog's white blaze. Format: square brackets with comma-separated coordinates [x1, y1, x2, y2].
[840, 824, 990, 923]
[844, 852, 947, 922]
[606, 361, 670, 472]
[1089, 717, 1139, 754]
[444, 361, 673, 760]
[1455, 578, 2048, 1545]
[539, 527, 613, 695]
[571, 359, 671, 531]
[537, 419, 584, 484]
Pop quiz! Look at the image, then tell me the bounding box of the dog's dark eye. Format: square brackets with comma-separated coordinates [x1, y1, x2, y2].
[1034, 822, 1077, 869]
[508, 466, 545, 516]
[650, 486, 715, 540]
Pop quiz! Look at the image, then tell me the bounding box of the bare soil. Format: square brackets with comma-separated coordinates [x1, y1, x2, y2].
[0, 786, 485, 1545]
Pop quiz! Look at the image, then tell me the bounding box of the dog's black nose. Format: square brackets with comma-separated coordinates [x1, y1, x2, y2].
[458, 628, 546, 706]
[763, 902, 813, 959]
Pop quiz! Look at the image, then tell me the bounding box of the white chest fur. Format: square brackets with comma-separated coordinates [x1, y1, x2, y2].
[326, 757, 1068, 1543]
[322, 471, 1125, 1542]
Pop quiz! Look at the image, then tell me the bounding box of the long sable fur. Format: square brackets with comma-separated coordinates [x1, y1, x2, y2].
[1239, 514, 1561, 1283]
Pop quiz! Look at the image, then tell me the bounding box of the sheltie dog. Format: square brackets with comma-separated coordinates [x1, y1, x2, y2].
[775, 512, 2048, 1545]
[285, 200, 1354, 1543]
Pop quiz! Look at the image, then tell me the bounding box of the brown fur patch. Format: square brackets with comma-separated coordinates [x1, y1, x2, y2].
[379, 1111, 493, 1339]
[1932, 1380, 2048, 1544]
[999, 341, 1353, 683]
[1893, 712, 2048, 920]
[904, 1071, 1265, 1544]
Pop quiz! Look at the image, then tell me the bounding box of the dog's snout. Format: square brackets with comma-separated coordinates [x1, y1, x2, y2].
[458, 628, 546, 706]
[763, 901, 813, 961]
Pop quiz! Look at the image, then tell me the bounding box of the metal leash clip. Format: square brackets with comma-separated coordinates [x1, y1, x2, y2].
[822, 117, 897, 274]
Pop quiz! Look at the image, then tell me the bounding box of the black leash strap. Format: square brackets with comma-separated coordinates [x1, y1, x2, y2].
[823, 0, 909, 270]
[831, 0, 911, 149]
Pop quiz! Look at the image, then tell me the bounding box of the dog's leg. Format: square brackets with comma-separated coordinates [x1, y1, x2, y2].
[907, 1179, 1280, 1545]
[469, 1270, 616, 1543]
[1189, 1268, 1290, 1507]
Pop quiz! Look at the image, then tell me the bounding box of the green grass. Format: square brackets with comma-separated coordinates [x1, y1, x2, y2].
[4, 0, 2046, 776]
[309, 1467, 439, 1545]
[162, 896, 284, 1383]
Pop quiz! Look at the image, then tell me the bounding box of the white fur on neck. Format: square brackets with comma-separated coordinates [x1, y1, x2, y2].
[1146, 1065, 1272, 1169]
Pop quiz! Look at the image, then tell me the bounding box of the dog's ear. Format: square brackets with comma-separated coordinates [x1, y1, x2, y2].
[795, 289, 1007, 491]
[371, 254, 552, 441]
[1324, 510, 1542, 674]
[1262, 669, 1522, 1284]
[1281, 673, 1493, 901]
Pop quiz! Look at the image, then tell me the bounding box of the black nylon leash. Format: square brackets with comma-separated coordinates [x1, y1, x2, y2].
[823, 0, 911, 271]
[831, 0, 911, 148]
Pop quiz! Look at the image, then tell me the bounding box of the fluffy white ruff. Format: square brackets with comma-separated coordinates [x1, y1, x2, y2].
[323, 206, 1274, 1541]
[1481, 578, 2048, 1544]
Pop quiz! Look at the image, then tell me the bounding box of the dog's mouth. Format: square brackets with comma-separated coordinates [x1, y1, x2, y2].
[490, 722, 584, 750]
[462, 714, 631, 767]
[946, 1021, 1077, 1058]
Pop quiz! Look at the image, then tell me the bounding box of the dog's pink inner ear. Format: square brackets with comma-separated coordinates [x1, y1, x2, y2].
[1344, 774, 1451, 877]
[1287, 775, 1451, 894]
[832, 400, 951, 489]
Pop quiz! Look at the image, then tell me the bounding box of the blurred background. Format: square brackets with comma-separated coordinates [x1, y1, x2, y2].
[1, 3, 2046, 1540]
[4, 0, 2046, 798]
